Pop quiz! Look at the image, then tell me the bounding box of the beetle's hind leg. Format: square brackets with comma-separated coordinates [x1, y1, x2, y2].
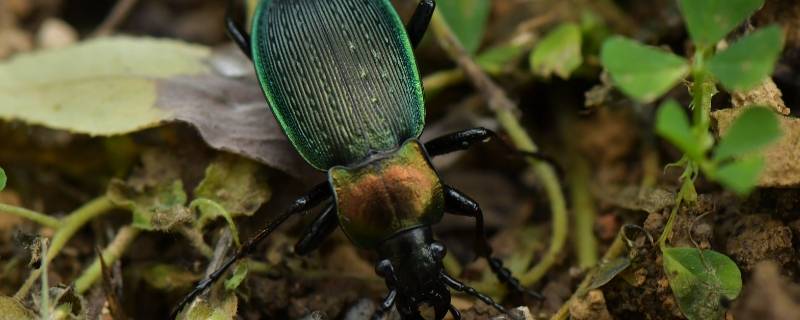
[226, 0, 252, 59]
[406, 0, 435, 49]
[169, 183, 332, 319]
[443, 185, 544, 300]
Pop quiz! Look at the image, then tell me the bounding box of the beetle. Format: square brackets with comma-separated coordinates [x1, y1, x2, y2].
[171, 0, 546, 319]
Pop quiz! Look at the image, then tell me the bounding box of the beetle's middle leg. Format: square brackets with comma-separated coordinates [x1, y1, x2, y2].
[443, 185, 544, 300]
[226, 0, 252, 59]
[170, 182, 332, 319]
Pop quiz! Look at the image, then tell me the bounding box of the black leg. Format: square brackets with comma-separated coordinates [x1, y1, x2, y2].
[370, 289, 397, 320]
[294, 203, 338, 255]
[448, 305, 462, 320]
[443, 185, 544, 300]
[441, 273, 506, 314]
[226, 0, 252, 59]
[170, 182, 332, 319]
[423, 127, 562, 175]
[406, 0, 435, 49]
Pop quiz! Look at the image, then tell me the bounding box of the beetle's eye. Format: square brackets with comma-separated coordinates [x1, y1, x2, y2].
[430, 242, 446, 260]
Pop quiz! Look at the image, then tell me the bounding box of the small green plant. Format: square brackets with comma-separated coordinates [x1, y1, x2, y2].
[0, 166, 6, 191]
[600, 0, 783, 319]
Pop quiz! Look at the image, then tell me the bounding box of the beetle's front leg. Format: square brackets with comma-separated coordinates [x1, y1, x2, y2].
[406, 0, 435, 49]
[442, 185, 544, 300]
[226, 0, 252, 59]
[424, 127, 561, 173]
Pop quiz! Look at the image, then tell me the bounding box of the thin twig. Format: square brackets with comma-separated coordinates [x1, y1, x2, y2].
[0, 203, 60, 228]
[550, 231, 627, 320]
[429, 12, 568, 287]
[75, 226, 141, 294]
[90, 0, 140, 37]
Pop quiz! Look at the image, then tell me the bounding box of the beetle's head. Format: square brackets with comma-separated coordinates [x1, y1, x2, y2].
[376, 227, 452, 319]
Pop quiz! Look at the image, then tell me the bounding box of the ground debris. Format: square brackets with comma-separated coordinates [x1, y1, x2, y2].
[568, 290, 612, 320]
[723, 214, 794, 272]
[732, 261, 800, 320]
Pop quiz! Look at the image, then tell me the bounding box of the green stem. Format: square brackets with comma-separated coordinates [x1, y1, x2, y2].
[429, 12, 568, 287]
[75, 226, 141, 294]
[550, 230, 627, 320]
[570, 156, 598, 269]
[40, 238, 49, 320]
[14, 196, 117, 299]
[0, 203, 60, 228]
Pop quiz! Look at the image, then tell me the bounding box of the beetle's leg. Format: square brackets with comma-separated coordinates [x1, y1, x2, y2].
[406, 0, 435, 49]
[424, 127, 562, 174]
[370, 289, 398, 320]
[294, 202, 338, 255]
[170, 182, 332, 319]
[441, 272, 506, 314]
[448, 305, 462, 320]
[226, 0, 252, 59]
[443, 185, 544, 300]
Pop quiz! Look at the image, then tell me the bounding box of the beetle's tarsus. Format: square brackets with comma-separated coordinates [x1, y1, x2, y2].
[406, 0, 435, 49]
[169, 183, 332, 319]
[226, 0, 252, 59]
[441, 273, 506, 314]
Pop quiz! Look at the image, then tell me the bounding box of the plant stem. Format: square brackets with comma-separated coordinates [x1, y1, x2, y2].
[570, 156, 598, 269]
[550, 230, 627, 320]
[14, 196, 117, 299]
[75, 226, 141, 294]
[40, 238, 49, 320]
[429, 12, 568, 287]
[0, 203, 60, 228]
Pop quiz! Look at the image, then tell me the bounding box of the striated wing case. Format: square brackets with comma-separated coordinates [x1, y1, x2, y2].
[251, 0, 425, 170]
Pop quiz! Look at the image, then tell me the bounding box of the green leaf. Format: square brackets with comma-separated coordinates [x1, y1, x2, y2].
[476, 44, 525, 74]
[438, 0, 491, 54]
[106, 151, 191, 231]
[662, 247, 742, 320]
[0, 167, 6, 191]
[0, 37, 209, 135]
[715, 156, 765, 195]
[530, 23, 583, 79]
[708, 26, 784, 91]
[587, 257, 631, 291]
[139, 264, 200, 291]
[714, 107, 781, 161]
[656, 101, 704, 160]
[600, 37, 689, 102]
[0, 296, 35, 320]
[179, 292, 238, 320]
[678, 0, 765, 48]
[194, 154, 271, 217]
[224, 263, 248, 291]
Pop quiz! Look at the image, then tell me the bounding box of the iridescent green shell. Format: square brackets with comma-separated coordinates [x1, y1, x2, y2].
[329, 140, 444, 248]
[251, 0, 425, 170]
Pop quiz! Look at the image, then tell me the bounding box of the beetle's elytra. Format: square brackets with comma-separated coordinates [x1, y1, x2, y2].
[253, 0, 425, 170]
[172, 1, 543, 319]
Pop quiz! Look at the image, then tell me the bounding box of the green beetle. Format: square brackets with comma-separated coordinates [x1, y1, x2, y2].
[172, 1, 543, 319]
